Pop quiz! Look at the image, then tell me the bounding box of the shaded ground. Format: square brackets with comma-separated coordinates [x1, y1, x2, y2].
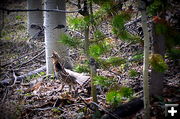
[0, 1, 180, 119]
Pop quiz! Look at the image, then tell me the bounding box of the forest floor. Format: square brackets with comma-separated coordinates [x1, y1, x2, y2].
[0, 1, 180, 119]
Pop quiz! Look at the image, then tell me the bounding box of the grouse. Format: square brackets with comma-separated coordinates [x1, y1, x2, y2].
[51, 51, 79, 92]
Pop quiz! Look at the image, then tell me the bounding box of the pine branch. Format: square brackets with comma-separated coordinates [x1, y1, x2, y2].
[124, 16, 141, 27]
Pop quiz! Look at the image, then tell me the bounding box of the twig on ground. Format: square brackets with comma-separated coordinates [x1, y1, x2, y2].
[7, 71, 18, 87]
[67, 29, 85, 39]
[1, 48, 44, 67]
[91, 102, 120, 119]
[133, 90, 143, 97]
[67, 0, 78, 6]
[0, 66, 46, 87]
[64, 103, 85, 108]
[1, 87, 8, 103]
[79, 96, 95, 112]
[108, 70, 123, 78]
[15, 49, 45, 68]
[0, 8, 82, 13]
[32, 107, 64, 112]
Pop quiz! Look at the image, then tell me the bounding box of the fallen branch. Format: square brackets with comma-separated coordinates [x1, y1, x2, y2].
[8, 71, 18, 87]
[1, 87, 8, 102]
[0, 8, 82, 13]
[1, 48, 44, 67]
[66, 29, 85, 39]
[91, 102, 120, 119]
[15, 49, 45, 68]
[124, 16, 141, 27]
[0, 66, 46, 87]
[101, 98, 143, 119]
[0, 66, 89, 87]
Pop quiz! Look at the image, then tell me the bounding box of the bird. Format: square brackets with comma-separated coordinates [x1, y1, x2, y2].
[51, 51, 79, 92]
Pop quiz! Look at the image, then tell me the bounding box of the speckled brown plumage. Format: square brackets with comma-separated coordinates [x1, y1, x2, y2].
[51, 51, 78, 92]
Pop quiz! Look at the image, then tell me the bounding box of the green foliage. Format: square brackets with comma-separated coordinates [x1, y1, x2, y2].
[24, 93, 32, 97]
[95, 58, 110, 68]
[91, 0, 111, 5]
[118, 86, 134, 98]
[59, 34, 82, 48]
[67, 16, 90, 30]
[147, 0, 167, 15]
[106, 90, 122, 107]
[89, 3, 112, 28]
[74, 64, 90, 73]
[168, 47, 180, 59]
[119, 63, 127, 72]
[25, 73, 41, 82]
[51, 108, 62, 113]
[94, 30, 106, 41]
[96, 57, 126, 68]
[4, 36, 11, 40]
[89, 44, 104, 57]
[106, 86, 134, 107]
[1, 31, 7, 37]
[112, 13, 130, 32]
[107, 57, 126, 66]
[130, 53, 144, 62]
[16, 89, 23, 93]
[149, 54, 168, 72]
[128, 69, 139, 78]
[112, 13, 130, 28]
[89, 41, 110, 58]
[112, 13, 141, 42]
[39, 72, 46, 76]
[17, 24, 26, 30]
[155, 23, 168, 35]
[15, 15, 22, 20]
[93, 76, 114, 87]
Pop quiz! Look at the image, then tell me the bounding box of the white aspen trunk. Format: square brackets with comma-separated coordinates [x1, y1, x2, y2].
[138, 1, 150, 119]
[142, 11, 150, 118]
[44, 0, 72, 74]
[27, 0, 43, 37]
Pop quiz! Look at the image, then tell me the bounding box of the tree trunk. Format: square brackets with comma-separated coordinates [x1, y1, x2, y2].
[89, 0, 98, 105]
[0, 0, 6, 37]
[150, 23, 165, 96]
[90, 58, 98, 104]
[138, 1, 150, 119]
[44, 0, 72, 74]
[27, 0, 43, 38]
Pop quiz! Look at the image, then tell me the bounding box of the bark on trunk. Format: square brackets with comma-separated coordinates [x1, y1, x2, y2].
[44, 0, 72, 74]
[27, 0, 43, 38]
[150, 23, 165, 96]
[90, 58, 98, 104]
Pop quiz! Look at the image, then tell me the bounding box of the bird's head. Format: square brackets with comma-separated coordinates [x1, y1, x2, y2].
[51, 50, 60, 63]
